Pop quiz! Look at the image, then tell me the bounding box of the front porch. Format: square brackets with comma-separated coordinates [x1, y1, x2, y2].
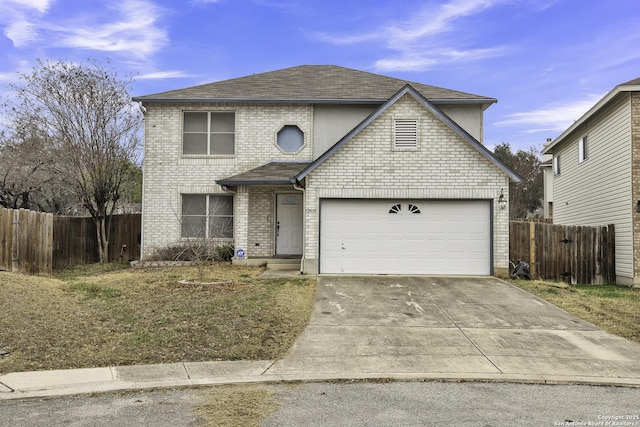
[233, 255, 302, 271]
[216, 161, 310, 267]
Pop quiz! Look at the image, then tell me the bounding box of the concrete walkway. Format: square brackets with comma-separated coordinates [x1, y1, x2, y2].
[2, 276, 640, 400]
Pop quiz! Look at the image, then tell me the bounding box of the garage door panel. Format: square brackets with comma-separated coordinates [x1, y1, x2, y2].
[320, 199, 491, 275]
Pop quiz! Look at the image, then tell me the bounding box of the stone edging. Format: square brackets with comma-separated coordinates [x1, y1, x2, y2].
[130, 260, 200, 268]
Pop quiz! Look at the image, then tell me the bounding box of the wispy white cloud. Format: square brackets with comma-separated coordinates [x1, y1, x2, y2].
[51, 0, 167, 58]
[375, 46, 510, 72]
[316, 0, 510, 71]
[4, 19, 38, 47]
[387, 0, 499, 44]
[2, 0, 52, 46]
[2, 0, 167, 59]
[191, 0, 224, 4]
[135, 71, 192, 80]
[4, 0, 52, 13]
[494, 94, 605, 132]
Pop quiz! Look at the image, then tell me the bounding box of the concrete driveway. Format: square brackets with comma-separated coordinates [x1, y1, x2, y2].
[266, 276, 640, 385]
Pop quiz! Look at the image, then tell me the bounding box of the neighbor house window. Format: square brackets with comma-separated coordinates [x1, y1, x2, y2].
[183, 112, 235, 155]
[553, 155, 561, 176]
[578, 136, 588, 163]
[277, 125, 304, 152]
[181, 194, 233, 238]
[394, 119, 418, 149]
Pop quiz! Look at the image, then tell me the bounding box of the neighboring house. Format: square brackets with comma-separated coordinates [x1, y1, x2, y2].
[541, 138, 554, 219]
[133, 65, 519, 275]
[542, 77, 640, 286]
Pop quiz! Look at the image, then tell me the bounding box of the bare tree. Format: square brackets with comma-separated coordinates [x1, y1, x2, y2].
[4, 59, 142, 262]
[493, 142, 543, 218]
[0, 131, 76, 213]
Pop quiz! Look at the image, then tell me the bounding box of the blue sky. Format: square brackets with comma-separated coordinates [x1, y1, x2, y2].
[2, 0, 639, 153]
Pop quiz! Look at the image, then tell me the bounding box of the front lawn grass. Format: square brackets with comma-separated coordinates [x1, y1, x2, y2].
[510, 279, 640, 344]
[0, 264, 315, 374]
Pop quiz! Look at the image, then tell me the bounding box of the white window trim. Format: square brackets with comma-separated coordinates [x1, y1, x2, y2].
[182, 111, 235, 156]
[393, 118, 419, 151]
[181, 194, 234, 239]
[553, 155, 561, 176]
[274, 123, 307, 155]
[578, 136, 588, 163]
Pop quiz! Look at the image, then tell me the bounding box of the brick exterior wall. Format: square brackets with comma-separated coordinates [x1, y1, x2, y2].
[141, 95, 510, 275]
[632, 92, 640, 284]
[141, 102, 312, 257]
[303, 94, 510, 273]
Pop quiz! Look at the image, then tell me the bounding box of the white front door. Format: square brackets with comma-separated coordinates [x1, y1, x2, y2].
[276, 193, 303, 255]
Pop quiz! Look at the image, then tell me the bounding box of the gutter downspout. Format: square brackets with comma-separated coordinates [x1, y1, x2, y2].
[292, 179, 305, 275]
[138, 102, 146, 261]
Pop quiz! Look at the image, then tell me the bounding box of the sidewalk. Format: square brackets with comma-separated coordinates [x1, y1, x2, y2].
[0, 361, 275, 400]
[3, 353, 640, 401]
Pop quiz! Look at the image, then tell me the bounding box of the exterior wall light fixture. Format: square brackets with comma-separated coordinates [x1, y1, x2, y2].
[498, 189, 507, 210]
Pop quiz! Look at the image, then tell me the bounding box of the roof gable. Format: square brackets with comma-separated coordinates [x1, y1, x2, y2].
[296, 85, 520, 183]
[544, 76, 640, 154]
[133, 65, 496, 105]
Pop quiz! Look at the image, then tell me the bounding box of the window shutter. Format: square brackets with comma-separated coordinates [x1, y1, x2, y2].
[394, 119, 418, 149]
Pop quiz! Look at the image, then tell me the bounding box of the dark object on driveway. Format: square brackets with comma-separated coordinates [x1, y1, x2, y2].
[510, 259, 532, 280]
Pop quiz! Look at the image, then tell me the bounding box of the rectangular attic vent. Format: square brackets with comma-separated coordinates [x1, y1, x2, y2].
[394, 119, 418, 149]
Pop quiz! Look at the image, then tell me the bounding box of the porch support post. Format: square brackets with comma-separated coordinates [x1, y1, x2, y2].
[234, 185, 250, 258]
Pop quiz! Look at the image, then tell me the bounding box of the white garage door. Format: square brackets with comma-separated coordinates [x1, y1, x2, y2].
[320, 199, 491, 275]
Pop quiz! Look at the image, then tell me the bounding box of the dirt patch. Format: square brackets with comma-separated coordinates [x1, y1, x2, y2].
[196, 384, 281, 427]
[0, 264, 316, 374]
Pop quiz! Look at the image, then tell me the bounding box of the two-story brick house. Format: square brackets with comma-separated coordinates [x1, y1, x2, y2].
[133, 65, 519, 275]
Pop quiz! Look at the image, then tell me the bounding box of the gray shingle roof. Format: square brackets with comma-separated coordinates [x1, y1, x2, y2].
[133, 65, 495, 104]
[621, 76, 640, 86]
[216, 161, 312, 186]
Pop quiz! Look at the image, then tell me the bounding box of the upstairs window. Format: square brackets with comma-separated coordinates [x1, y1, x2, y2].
[394, 119, 418, 150]
[277, 125, 304, 153]
[578, 136, 588, 163]
[183, 112, 235, 155]
[553, 155, 561, 176]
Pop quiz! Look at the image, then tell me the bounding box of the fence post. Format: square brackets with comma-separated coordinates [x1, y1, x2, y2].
[11, 209, 19, 272]
[529, 221, 537, 278]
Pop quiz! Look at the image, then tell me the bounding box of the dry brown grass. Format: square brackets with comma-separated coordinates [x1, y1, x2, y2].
[196, 384, 281, 427]
[510, 279, 640, 343]
[0, 264, 315, 374]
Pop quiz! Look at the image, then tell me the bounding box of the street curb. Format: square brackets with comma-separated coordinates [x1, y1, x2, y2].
[1, 364, 639, 401]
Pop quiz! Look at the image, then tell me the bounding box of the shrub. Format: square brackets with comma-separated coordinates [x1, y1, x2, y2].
[148, 243, 234, 262]
[215, 244, 235, 262]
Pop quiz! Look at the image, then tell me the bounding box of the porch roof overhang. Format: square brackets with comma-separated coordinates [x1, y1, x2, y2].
[216, 161, 311, 186]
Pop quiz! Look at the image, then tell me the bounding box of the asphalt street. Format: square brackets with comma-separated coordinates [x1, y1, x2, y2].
[2, 381, 640, 427]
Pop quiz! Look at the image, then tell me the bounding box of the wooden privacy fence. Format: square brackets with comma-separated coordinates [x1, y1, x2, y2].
[0, 207, 141, 274]
[510, 221, 616, 285]
[0, 208, 53, 275]
[53, 214, 141, 269]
